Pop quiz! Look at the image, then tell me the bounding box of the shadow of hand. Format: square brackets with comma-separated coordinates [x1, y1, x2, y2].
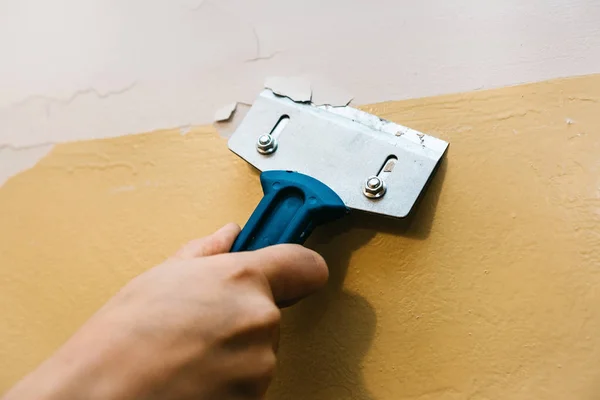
[268, 218, 377, 400]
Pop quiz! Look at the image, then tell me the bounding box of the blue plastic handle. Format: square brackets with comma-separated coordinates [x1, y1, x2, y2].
[230, 171, 348, 252]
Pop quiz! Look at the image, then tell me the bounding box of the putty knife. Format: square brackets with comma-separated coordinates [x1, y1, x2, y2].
[228, 89, 448, 252]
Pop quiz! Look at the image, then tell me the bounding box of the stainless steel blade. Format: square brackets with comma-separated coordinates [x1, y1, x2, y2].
[228, 90, 448, 219]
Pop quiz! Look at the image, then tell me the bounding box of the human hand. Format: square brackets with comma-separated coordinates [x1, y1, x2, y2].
[2, 223, 328, 400]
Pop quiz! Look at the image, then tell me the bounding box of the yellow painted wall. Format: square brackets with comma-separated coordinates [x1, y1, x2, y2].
[1, 75, 600, 399]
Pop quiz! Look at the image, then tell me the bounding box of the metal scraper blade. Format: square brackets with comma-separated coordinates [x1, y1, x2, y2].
[228, 89, 448, 219]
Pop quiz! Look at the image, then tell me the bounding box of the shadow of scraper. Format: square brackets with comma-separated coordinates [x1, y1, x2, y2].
[266, 156, 448, 399]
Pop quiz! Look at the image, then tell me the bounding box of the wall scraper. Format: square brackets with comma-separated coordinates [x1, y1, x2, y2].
[228, 90, 448, 252]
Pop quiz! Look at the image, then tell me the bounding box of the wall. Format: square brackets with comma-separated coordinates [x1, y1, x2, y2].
[1, 74, 599, 399]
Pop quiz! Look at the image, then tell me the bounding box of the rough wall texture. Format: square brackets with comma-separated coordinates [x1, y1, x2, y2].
[1, 75, 599, 399]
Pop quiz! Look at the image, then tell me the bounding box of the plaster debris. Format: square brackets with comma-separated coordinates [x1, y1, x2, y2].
[214, 102, 238, 122]
[264, 76, 312, 103]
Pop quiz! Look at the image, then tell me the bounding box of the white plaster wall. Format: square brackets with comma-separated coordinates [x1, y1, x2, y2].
[1, 0, 600, 184]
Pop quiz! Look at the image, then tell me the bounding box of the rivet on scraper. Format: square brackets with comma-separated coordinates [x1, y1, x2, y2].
[227, 89, 448, 252]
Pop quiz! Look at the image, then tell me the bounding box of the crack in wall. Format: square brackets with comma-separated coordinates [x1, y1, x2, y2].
[245, 50, 283, 63]
[252, 27, 261, 60]
[5, 82, 138, 110]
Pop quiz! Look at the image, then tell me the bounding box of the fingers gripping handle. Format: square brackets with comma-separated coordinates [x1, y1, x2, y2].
[230, 171, 348, 252]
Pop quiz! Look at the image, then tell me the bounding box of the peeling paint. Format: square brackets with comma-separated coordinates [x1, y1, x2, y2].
[2, 1, 600, 186]
[214, 103, 251, 138]
[264, 76, 312, 103]
[213, 102, 237, 122]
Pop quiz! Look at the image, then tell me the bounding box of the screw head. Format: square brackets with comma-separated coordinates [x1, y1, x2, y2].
[363, 176, 386, 198]
[367, 177, 381, 189]
[256, 134, 277, 154]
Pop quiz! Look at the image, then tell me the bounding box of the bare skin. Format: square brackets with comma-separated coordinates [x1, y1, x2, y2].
[2, 223, 328, 400]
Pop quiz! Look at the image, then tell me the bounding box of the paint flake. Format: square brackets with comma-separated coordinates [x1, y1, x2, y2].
[214, 102, 237, 122]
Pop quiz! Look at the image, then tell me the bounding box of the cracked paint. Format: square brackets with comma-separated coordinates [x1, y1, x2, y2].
[7, 82, 138, 110]
[245, 27, 283, 63]
[264, 76, 312, 103]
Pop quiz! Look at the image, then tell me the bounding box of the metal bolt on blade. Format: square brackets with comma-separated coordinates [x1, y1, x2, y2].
[256, 134, 277, 154]
[363, 176, 386, 198]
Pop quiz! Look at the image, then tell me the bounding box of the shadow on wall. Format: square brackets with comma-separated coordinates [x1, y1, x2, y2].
[267, 157, 448, 399]
[268, 216, 377, 400]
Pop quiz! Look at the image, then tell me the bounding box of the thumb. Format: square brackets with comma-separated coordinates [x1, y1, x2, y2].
[232, 244, 329, 306]
[174, 223, 240, 259]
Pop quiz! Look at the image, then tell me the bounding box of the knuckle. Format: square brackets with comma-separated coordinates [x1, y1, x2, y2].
[248, 301, 281, 328]
[208, 234, 228, 254]
[229, 263, 262, 282]
[232, 301, 280, 336]
[255, 303, 281, 327]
